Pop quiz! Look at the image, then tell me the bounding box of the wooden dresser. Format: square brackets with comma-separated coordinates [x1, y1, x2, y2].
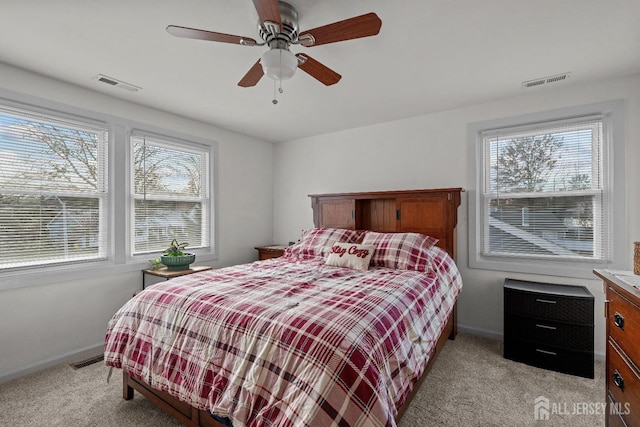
[503, 278, 594, 378]
[594, 269, 640, 427]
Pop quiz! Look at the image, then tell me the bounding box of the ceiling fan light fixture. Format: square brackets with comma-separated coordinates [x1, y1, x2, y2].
[261, 48, 297, 80]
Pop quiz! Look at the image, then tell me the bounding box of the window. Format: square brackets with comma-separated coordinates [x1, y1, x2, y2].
[131, 133, 210, 255]
[0, 94, 218, 290]
[468, 101, 624, 278]
[483, 117, 604, 260]
[0, 105, 108, 271]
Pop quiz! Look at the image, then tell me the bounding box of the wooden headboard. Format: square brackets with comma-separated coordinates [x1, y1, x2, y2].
[309, 188, 463, 260]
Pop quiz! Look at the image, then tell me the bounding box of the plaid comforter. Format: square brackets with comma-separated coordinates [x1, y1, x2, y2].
[104, 248, 462, 427]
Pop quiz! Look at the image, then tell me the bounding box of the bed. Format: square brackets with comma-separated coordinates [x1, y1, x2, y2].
[105, 188, 463, 427]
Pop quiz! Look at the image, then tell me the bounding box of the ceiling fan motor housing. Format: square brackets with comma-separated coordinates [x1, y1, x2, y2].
[258, 1, 299, 44]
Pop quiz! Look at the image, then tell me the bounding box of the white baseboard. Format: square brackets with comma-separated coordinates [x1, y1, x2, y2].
[0, 342, 104, 384]
[457, 324, 503, 341]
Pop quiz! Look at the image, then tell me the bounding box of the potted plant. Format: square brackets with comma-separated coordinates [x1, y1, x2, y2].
[148, 257, 163, 270]
[160, 239, 196, 271]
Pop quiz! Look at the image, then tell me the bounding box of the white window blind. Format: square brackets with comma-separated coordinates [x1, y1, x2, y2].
[0, 105, 109, 271]
[131, 133, 210, 255]
[480, 116, 607, 262]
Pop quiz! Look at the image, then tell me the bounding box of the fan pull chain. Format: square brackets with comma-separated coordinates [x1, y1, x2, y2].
[272, 80, 284, 105]
[272, 80, 278, 104]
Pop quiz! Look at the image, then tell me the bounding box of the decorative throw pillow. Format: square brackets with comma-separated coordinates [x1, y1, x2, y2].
[325, 243, 375, 271]
[361, 231, 439, 271]
[284, 228, 366, 258]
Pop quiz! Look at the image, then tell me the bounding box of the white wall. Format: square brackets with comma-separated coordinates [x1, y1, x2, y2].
[0, 64, 274, 380]
[273, 74, 640, 358]
[2, 65, 637, 380]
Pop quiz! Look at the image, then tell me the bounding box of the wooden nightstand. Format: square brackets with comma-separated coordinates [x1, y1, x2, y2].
[142, 265, 212, 290]
[255, 245, 287, 260]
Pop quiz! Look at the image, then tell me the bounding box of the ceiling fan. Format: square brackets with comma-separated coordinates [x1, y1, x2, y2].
[166, 0, 382, 88]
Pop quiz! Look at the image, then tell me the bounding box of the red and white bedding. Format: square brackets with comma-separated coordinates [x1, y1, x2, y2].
[104, 247, 462, 427]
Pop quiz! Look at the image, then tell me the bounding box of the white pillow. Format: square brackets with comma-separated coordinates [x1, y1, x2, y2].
[284, 227, 366, 258]
[325, 243, 375, 271]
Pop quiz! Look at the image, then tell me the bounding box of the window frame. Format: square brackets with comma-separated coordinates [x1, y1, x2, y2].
[467, 100, 625, 279]
[128, 129, 213, 259]
[0, 101, 111, 271]
[0, 91, 218, 291]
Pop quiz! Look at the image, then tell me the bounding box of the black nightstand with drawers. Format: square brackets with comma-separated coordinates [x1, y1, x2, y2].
[504, 278, 594, 378]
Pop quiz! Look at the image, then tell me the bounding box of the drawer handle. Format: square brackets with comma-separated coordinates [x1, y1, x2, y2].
[535, 324, 557, 330]
[613, 370, 624, 391]
[536, 298, 557, 304]
[613, 312, 625, 330]
[536, 349, 557, 356]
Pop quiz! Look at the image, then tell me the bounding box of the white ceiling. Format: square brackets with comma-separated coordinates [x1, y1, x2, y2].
[1, 1, 639, 143]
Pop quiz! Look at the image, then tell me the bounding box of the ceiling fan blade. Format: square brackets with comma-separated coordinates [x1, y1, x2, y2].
[167, 25, 257, 46]
[252, 0, 282, 31]
[295, 54, 341, 86]
[238, 60, 264, 87]
[299, 12, 382, 47]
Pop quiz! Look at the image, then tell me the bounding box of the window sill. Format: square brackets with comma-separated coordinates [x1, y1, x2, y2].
[469, 253, 617, 280]
[0, 251, 218, 291]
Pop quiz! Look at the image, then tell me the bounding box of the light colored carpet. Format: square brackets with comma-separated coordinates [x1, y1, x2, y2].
[0, 334, 604, 426]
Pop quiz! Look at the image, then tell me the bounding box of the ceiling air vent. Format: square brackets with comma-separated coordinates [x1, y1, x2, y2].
[93, 74, 141, 92]
[522, 72, 571, 89]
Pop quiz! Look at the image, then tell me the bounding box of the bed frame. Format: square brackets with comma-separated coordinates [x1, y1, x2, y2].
[122, 187, 463, 426]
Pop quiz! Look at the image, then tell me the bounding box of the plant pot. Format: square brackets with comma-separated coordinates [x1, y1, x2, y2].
[160, 253, 196, 271]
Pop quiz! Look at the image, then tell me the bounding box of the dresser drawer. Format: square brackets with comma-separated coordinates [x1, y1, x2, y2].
[608, 287, 640, 363]
[504, 337, 594, 378]
[504, 314, 593, 351]
[608, 340, 640, 427]
[607, 394, 630, 427]
[504, 287, 593, 324]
